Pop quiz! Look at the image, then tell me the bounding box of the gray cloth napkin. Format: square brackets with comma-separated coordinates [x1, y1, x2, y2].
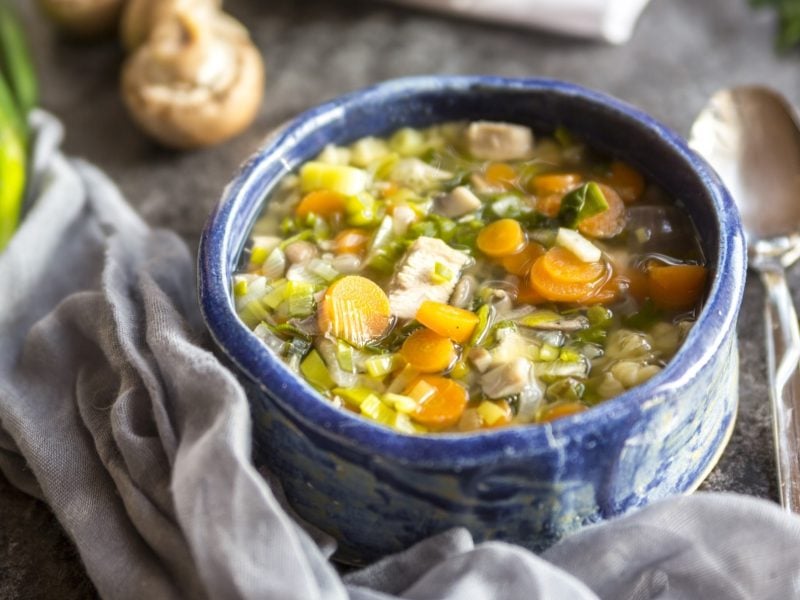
[2, 112, 800, 600]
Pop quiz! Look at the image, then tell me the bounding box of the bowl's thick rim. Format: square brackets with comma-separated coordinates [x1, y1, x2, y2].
[198, 75, 746, 467]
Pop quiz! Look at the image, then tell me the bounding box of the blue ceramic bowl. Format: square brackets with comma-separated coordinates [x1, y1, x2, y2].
[199, 76, 746, 564]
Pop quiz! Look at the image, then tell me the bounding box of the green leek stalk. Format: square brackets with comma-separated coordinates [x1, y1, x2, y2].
[0, 0, 37, 251]
[0, 71, 25, 250]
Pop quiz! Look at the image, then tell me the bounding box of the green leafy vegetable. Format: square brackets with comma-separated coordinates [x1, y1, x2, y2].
[558, 182, 609, 228]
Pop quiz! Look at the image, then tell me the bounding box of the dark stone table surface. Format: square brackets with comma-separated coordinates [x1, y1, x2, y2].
[1, 0, 797, 596]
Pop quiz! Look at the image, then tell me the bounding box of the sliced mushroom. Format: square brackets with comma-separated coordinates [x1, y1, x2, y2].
[121, 0, 221, 50]
[36, 0, 125, 38]
[121, 8, 265, 149]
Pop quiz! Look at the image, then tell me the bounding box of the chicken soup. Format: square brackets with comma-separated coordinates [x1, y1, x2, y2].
[233, 121, 707, 434]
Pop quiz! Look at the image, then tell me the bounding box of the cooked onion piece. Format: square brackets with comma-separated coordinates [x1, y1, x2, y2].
[121, 8, 264, 149]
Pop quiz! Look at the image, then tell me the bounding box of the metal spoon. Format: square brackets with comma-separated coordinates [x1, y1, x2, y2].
[690, 86, 800, 512]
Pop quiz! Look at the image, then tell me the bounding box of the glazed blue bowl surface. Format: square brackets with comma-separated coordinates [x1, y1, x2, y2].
[199, 76, 746, 564]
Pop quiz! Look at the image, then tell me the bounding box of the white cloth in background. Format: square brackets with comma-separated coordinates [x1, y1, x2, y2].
[385, 0, 653, 44]
[1, 112, 800, 600]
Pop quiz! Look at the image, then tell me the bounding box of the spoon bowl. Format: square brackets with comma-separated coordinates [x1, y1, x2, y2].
[690, 85, 800, 512]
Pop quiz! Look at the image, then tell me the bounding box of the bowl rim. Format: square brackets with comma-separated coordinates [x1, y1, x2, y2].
[198, 75, 746, 467]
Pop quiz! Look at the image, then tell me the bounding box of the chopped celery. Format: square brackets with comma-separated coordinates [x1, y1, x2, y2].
[558, 182, 609, 227]
[477, 400, 507, 426]
[469, 304, 494, 346]
[431, 261, 454, 284]
[545, 378, 585, 403]
[249, 246, 269, 267]
[308, 258, 339, 282]
[576, 327, 607, 345]
[299, 161, 368, 196]
[238, 300, 270, 328]
[365, 354, 398, 378]
[491, 195, 522, 218]
[587, 305, 613, 327]
[539, 344, 560, 362]
[559, 347, 583, 362]
[450, 360, 469, 379]
[370, 152, 400, 180]
[535, 360, 589, 382]
[383, 392, 419, 414]
[285, 281, 316, 318]
[263, 279, 288, 309]
[333, 387, 376, 407]
[360, 395, 396, 425]
[517, 310, 561, 327]
[350, 136, 390, 167]
[335, 340, 355, 372]
[300, 350, 335, 391]
[409, 220, 438, 239]
[555, 228, 602, 263]
[316, 144, 351, 165]
[345, 192, 378, 226]
[389, 127, 426, 156]
[261, 247, 287, 279]
[233, 277, 249, 297]
[392, 412, 421, 434]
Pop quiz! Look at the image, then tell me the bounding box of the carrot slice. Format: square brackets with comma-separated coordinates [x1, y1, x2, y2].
[416, 301, 479, 344]
[406, 375, 468, 430]
[607, 161, 645, 203]
[485, 162, 518, 188]
[537, 193, 563, 218]
[500, 241, 546, 276]
[319, 275, 391, 347]
[529, 256, 606, 303]
[530, 173, 582, 195]
[577, 184, 626, 239]
[539, 402, 587, 422]
[296, 190, 346, 219]
[334, 228, 370, 255]
[516, 280, 547, 304]
[541, 246, 605, 284]
[647, 264, 708, 311]
[401, 328, 457, 373]
[477, 218, 526, 258]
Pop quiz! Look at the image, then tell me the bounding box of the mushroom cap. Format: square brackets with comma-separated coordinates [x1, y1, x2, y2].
[121, 10, 265, 149]
[36, 0, 125, 38]
[121, 0, 221, 51]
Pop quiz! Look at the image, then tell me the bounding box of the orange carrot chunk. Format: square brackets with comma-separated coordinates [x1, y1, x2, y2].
[536, 193, 564, 218]
[539, 402, 587, 422]
[477, 218, 526, 258]
[529, 256, 609, 304]
[401, 328, 457, 373]
[647, 264, 708, 311]
[500, 241, 546, 276]
[406, 376, 468, 430]
[416, 301, 479, 344]
[607, 161, 645, 203]
[577, 184, 626, 239]
[485, 162, 518, 188]
[530, 173, 582, 195]
[334, 228, 370, 255]
[319, 275, 391, 347]
[541, 246, 606, 284]
[296, 190, 347, 219]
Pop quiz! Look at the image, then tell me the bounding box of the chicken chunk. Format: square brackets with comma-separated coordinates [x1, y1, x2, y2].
[481, 358, 532, 399]
[466, 121, 534, 161]
[388, 236, 471, 319]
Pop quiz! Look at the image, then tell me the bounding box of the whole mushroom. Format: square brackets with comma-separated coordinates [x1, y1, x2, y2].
[120, 0, 220, 51]
[120, 8, 265, 149]
[36, 0, 125, 38]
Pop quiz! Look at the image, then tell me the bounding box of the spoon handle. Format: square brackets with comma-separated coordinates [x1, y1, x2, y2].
[762, 267, 800, 512]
